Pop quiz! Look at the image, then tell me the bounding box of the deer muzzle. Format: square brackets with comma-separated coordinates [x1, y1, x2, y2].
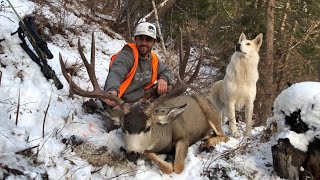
[126, 151, 141, 162]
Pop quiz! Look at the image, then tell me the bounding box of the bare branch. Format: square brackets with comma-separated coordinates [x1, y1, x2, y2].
[290, 20, 320, 50]
[151, 0, 167, 56]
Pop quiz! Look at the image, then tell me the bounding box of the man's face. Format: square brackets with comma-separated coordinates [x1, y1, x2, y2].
[135, 35, 155, 57]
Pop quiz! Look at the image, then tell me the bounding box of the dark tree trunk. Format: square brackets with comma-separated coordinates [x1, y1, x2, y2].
[255, 0, 275, 126]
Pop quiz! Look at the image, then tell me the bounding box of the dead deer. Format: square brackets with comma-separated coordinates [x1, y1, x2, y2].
[59, 32, 229, 174]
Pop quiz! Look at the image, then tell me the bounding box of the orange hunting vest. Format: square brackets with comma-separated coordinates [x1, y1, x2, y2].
[109, 43, 158, 98]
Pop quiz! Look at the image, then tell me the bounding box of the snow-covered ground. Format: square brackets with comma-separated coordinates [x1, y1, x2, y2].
[1, 1, 319, 179]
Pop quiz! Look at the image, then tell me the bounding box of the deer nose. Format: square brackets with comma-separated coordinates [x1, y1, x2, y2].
[126, 151, 140, 162]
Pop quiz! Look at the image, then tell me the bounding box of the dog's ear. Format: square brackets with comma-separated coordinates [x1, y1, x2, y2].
[254, 33, 263, 51]
[239, 33, 246, 42]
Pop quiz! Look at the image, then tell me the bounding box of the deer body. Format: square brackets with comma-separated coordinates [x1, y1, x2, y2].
[122, 95, 228, 174]
[124, 96, 210, 153]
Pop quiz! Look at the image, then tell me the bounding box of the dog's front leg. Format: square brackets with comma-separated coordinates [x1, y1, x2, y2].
[226, 102, 240, 137]
[244, 101, 254, 136]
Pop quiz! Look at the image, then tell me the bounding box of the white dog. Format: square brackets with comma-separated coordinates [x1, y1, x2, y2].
[210, 33, 263, 137]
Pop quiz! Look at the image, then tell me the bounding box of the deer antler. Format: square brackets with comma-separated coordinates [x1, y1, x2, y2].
[59, 32, 127, 111]
[145, 27, 203, 115]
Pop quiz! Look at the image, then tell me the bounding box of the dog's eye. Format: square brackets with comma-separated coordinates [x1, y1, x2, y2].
[246, 43, 250, 45]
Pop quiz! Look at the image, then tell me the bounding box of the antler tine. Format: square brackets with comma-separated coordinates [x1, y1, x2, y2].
[59, 53, 77, 89]
[59, 33, 125, 108]
[186, 46, 203, 85]
[145, 78, 187, 116]
[78, 32, 99, 89]
[145, 27, 202, 115]
[178, 27, 191, 80]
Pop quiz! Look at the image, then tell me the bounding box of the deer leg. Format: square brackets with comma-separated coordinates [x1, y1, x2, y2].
[174, 140, 188, 174]
[199, 135, 229, 152]
[144, 152, 173, 174]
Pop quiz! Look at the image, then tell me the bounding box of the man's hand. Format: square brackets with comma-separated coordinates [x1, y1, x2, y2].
[102, 90, 118, 106]
[157, 79, 168, 95]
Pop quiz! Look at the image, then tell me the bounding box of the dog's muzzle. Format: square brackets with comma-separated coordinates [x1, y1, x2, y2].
[235, 43, 242, 52]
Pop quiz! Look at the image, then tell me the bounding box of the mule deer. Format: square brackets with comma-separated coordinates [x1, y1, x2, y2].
[59, 32, 228, 174]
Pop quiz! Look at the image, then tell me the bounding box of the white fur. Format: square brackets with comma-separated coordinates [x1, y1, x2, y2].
[123, 132, 153, 154]
[210, 33, 263, 137]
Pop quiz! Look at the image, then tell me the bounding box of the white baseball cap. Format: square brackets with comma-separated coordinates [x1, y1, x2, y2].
[134, 22, 157, 40]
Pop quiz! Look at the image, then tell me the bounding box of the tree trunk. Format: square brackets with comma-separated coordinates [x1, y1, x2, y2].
[126, 0, 131, 38]
[255, 0, 275, 126]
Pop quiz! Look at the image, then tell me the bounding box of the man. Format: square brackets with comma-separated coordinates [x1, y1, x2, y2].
[103, 22, 173, 106]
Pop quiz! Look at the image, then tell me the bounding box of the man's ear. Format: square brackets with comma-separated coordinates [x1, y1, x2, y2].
[156, 36, 161, 43]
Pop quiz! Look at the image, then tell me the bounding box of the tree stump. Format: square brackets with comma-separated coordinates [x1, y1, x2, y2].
[271, 109, 320, 180]
[272, 138, 320, 180]
[272, 138, 306, 180]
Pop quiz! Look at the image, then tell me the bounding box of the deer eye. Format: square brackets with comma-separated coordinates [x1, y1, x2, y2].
[144, 126, 151, 133]
[122, 129, 128, 134]
[154, 108, 167, 114]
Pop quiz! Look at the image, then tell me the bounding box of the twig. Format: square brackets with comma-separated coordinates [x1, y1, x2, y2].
[0, 163, 24, 175]
[15, 145, 39, 155]
[106, 168, 152, 180]
[15, 85, 21, 125]
[290, 20, 320, 50]
[36, 127, 59, 156]
[204, 137, 252, 169]
[29, 124, 64, 143]
[0, 70, 2, 87]
[59, 163, 91, 180]
[0, 14, 15, 22]
[42, 92, 52, 138]
[0, 131, 19, 149]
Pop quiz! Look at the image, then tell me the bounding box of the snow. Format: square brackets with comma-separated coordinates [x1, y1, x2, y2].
[272, 82, 320, 152]
[0, 0, 319, 179]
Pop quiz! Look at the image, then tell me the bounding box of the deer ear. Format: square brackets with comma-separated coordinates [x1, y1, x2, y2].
[155, 104, 187, 125]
